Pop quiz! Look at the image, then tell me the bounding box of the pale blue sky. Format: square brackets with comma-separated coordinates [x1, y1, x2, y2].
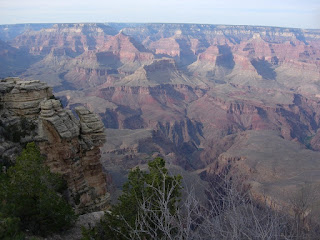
[0, 0, 319, 29]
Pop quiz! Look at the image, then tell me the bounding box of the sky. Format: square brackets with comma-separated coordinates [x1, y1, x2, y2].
[0, 0, 319, 29]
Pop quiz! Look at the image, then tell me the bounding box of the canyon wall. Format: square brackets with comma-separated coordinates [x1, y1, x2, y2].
[0, 77, 109, 214]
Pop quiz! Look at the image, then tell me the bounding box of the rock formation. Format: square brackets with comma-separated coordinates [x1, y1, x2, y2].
[0, 77, 109, 214]
[0, 77, 52, 117]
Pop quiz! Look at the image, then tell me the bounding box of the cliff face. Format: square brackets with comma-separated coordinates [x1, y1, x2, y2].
[203, 130, 320, 214]
[0, 77, 109, 214]
[93, 84, 204, 145]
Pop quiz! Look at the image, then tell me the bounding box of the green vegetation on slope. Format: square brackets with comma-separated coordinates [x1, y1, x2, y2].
[83, 157, 182, 240]
[0, 142, 76, 239]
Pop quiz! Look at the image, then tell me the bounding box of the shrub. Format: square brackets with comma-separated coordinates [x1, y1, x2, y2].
[0, 214, 23, 240]
[0, 142, 76, 237]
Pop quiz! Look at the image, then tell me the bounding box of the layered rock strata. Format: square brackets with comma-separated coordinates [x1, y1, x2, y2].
[0, 77, 52, 117]
[0, 77, 109, 213]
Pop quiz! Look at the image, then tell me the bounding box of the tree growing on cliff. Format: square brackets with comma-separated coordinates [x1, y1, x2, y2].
[0, 142, 76, 237]
[83, 157, 183, 240]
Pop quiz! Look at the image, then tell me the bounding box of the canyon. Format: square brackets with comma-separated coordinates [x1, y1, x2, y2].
[1, 23, 320, 211]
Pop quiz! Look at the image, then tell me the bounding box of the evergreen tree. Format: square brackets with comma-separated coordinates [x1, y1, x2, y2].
[84, 157, 182, 240]
[0, 142, 76, 237]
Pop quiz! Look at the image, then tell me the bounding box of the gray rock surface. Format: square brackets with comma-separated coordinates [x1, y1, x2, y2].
[75, 106, 106, 147]
[0, 77, 53, 117]
[40, 99, 80, 139]
[0, 77, 110, 215]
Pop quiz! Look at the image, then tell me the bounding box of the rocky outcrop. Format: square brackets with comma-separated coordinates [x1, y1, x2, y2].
[0, 78, 54, 162]
[0, 77, 109, 214]
[75, 106, 106, 146]
[0, 78, 52, 117]
[39, 101, 109, 213]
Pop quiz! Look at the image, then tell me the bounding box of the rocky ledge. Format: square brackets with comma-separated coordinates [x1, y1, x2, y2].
[0, 77, 109, 214]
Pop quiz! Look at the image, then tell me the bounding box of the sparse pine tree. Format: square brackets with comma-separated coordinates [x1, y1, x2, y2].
[88, 157, 182, 240]
[0, 142, 76, 237]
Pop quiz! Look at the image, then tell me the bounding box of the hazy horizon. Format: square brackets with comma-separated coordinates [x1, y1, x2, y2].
[1, 22, 320, 31]
[0, 0, 319, 29]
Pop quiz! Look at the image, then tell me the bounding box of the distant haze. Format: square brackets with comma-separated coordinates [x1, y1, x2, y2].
[0, 0, 319, 29]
